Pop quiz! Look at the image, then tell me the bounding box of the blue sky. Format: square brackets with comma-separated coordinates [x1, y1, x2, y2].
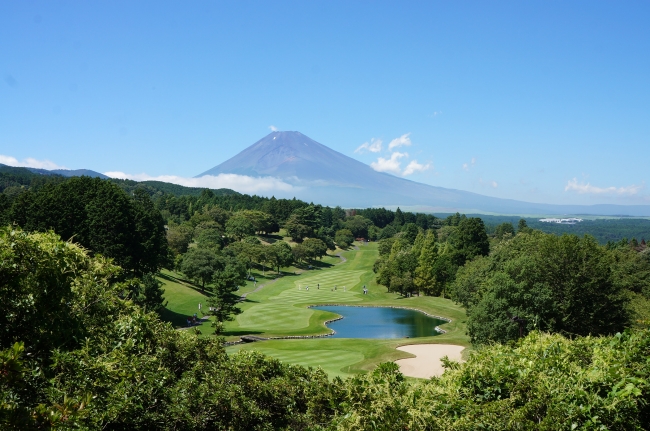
[1, 1, 649, 205]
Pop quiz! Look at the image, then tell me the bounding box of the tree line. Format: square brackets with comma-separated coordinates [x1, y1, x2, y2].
[0, 174, 448, 333]
[375, 216, 650, 344]
[3, 173, 649, 345]
[3, 227, 650, 429]
[164, 202, 438, 328]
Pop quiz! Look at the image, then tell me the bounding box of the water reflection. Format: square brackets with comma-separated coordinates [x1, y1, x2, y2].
[312, 305, 446, 339]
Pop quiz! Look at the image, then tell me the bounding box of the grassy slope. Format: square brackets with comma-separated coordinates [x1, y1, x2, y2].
[160, 241, 469, 378]
[224, 242, 469, 377]
[158, 270, 212, 330]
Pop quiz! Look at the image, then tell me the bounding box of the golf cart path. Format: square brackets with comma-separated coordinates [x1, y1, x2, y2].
[240, 276, 286, 300]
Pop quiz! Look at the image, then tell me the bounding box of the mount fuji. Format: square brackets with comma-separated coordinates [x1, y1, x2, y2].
[197, 131, 650, 216]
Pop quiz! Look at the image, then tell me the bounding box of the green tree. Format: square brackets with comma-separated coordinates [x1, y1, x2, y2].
[378, 224, 398, 240]
[494, 222, 515, 239]
[454, 217, 489, 264]
[129, 272, 168, 314]
[207, 255, 247, 333]
[131, 188, 171, 275]
[0, 227, 340, 430]
[303, 238, 328, 260]
[376, 238, 418, 296]
[85, 184, 138, 271]
[343, 215, 373, 239]
[414, 231, 440, 295]
[226, 238, 262, 276]
[203, 205, 231, 226]
[316, 226, 337, 250]
[270, 241, 294, 274]
[8, 177, 169, 275]
[0, 193, 9, 225]
[393, 207, 404, 226]
[166, 223, 194, 254]
[225, 213, 256, 240]
[609, 246, 650, 298]
[335, 228, 354, 248]
[292, 243, 309, 263]
[181, 248, 220, 292]
[401, 223, 420, 244]
[455, 232, 630, 344]
[449, 255, 491, 310]
[195, 228, 224, 250]
[284, 209, 315, 242]
[518, 218, 531, 233]
[445, 212, 465, 226]
[284, 205, 320, 243]
[238, 210, 279, 235]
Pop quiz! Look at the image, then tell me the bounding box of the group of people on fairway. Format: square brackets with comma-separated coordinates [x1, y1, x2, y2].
[298, 284, 368, 294]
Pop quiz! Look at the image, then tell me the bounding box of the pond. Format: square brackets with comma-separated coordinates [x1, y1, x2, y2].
[311, 305, 447, 339]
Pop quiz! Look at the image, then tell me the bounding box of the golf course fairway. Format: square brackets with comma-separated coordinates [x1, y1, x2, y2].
[162, 242, 470, 378]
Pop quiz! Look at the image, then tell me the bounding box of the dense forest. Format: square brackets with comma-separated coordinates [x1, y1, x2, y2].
[2, 171, 650, 429]
[473, 213, 650, 245]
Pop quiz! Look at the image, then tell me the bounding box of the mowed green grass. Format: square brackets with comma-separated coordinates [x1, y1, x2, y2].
[234, 269, 365, 335]
[229, 340, 365, 378]
[224, 243, 470, 377]
[158, 270, 211, 330]
[160, 241, 470, 377]
[227, 337, 430, 378]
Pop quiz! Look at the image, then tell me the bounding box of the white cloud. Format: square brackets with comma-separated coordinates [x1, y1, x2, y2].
[462, 157, 476, 171]
[403, 160, 431, 176]
[564, 178, 643, 196]
[103, 171, 295, 194]
[478, 177, 498, 188]
[269, 125, 278, 132]
[355, 138, 383, 154]
[370, 152, 408, 175]
[0, 154, 67, 170]
[388, 133, 412, 150]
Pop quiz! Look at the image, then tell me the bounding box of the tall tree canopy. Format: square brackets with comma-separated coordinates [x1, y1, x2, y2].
[8, 177, 169, 275]
[452, 231, 630, 344]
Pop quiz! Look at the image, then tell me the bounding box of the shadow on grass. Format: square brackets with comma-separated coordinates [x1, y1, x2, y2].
[158, 272, 212, 296]
[293, 260, 334, 271]
[239, 298, 259, 303]
[259, 234, 283, 244]
[160, 307, 212, 328]
[222, 329, 264, 337]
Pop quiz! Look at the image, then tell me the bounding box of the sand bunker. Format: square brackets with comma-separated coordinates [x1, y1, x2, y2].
[395, 344, 465, 379]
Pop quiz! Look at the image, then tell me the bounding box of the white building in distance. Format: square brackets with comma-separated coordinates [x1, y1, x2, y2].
[539, 218, 583, 224]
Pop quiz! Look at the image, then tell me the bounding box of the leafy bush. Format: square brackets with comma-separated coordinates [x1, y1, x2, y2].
[332, 331, 650, 430]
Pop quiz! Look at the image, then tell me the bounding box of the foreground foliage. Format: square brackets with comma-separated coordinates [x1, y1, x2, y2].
[452, 231, 634, 344]
[3, 227, 650, 429]
[0, 227, 338, 430]
[333, 331, 650, 430]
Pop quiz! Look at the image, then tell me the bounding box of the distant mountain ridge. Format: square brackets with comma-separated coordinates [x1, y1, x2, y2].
[197, 131, 650, 216]
[0, 163, 108, 179]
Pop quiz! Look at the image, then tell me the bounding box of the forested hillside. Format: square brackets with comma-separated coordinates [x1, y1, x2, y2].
[475, 213, 650, 244]
[2, 174, 650, 429]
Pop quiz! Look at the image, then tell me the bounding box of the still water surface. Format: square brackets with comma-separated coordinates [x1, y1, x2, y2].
[311, 305, 447, 339]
